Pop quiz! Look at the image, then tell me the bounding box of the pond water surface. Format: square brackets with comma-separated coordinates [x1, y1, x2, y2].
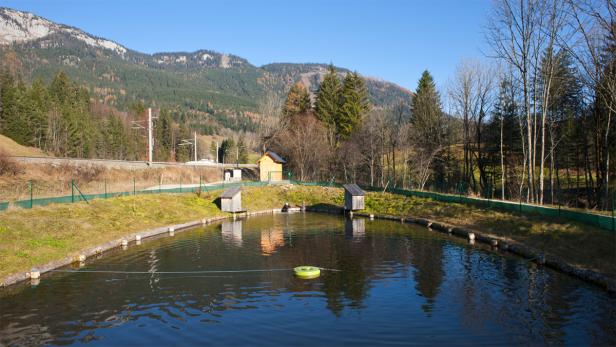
[1, 213, 615, 346]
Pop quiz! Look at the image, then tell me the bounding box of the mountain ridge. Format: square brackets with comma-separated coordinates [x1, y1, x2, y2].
[0, 7, 413, 132]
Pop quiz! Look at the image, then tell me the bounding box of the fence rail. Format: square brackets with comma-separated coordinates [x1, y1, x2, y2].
[287, 180, 615, 232]
[1, 181, 269, 211]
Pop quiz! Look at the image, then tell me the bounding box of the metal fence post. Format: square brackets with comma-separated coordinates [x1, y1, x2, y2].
[519, 192, 522, 213]
[29, 180, 33, 209]
[159, 174, 162, 194]
[180, 177, 182, 192]
[133, 177, 136, 196]
[104, 179, 107, 199]
[71, 179, 75, 203]
[199, 175, 202, 191]
[612, 192, 616, 231]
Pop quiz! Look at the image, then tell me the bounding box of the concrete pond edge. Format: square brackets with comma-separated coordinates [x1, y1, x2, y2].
[1, 205, 614, 294]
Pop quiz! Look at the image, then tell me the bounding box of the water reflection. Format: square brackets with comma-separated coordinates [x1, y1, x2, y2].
[260, 228, 284, 256]
[221, 220, 242, 247]
[0, 214, 614, 346]
[344, 218, 365, 240]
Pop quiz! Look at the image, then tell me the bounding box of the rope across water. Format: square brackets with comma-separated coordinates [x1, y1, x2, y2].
[50, 267, 340, 275]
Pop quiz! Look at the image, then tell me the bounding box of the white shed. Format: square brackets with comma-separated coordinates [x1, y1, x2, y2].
[343, 184, 365, 211]
[220, 187, 242, 212]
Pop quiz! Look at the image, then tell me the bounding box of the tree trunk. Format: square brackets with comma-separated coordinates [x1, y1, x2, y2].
[500, 114, 505, 199]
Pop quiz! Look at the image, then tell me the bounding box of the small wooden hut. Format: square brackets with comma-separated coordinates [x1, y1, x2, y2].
[343, 184, 365, 211]
[220, 186, 242, 212]
[258, 151, 286, 182]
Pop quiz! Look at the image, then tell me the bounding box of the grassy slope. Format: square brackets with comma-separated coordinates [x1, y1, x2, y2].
[0, 185, 613, 281]
[0, 134, 48, 157]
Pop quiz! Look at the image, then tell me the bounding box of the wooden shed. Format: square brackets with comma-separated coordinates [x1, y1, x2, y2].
[257, 151, 286, 182]
[220, 186, 242, 212]
[343, 184, 365, 211]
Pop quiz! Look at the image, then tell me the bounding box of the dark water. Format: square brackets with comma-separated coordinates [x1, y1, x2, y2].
[1, 213, 615, 346]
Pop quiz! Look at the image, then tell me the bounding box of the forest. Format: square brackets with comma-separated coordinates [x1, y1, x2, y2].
[0, 70, 252, 163]
[264, 0, 615, 210]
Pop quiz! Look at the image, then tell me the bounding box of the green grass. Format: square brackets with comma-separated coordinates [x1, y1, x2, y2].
[0, 185, 614, 283]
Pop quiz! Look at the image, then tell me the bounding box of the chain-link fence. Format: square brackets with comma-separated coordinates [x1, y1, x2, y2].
[2, 174, 614, 232]
[287, 178, 616, 232]
[0, 179, 268, 211]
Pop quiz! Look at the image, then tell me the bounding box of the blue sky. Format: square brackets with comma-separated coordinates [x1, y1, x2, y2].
[1, 0, 491, 91]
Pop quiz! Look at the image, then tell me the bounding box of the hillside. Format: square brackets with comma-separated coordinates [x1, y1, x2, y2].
[0, 134, 47, 157]
[0, 7, 413, 133]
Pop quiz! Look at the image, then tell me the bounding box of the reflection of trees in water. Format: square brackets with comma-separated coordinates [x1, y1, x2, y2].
[407, 234, 444, 315]
[1, 214, 615, 346]
[446, 248, 596, 345]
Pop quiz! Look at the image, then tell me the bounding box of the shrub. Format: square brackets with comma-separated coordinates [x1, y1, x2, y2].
[0, 151, 22, 176]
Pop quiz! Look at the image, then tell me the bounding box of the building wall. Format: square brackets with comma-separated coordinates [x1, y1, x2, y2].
[258, 155, 283, 181]
[345, 190, 365, 210]
[221, 194, 242, 212]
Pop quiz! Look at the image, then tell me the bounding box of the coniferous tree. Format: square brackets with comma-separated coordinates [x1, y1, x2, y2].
[219, 138, 235, 164]
[237, 137, 249, 163]
[315, 64, 342, 127]
[337, 72, 370, 140]
[155, 109, 174, 161]
[409, 70, 446, 190]
[28, 78, 49, 148]
[411, 70, 445, 148]
[282, 82, 311, 118]
[175, 124, 191, 162]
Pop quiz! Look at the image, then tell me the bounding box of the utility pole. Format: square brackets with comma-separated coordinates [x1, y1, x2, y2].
[148, 108, 153, 163]
[194, 131, 197, 162]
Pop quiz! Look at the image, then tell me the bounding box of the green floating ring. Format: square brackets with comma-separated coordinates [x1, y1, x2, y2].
[294, 266, 321, 279]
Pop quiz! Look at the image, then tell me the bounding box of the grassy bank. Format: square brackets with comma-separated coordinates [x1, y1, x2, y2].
[0, 185, 614, 282]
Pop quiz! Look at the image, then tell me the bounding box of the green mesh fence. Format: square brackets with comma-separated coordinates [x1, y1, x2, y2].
[359, 184, 615, 232]
[290, 180, 615, 232]
[2, 178, 613, 232]
[1, 181, 268, 211]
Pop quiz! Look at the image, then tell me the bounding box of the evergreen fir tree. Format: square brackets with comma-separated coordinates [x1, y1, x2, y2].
[337, 72, 370, 140]
[411, 70, 444, 148]
[314, 64, 342, 126]
[155, 109, 174, 161]
[28, 78, 49, 148]
[237, 136, 249, 163]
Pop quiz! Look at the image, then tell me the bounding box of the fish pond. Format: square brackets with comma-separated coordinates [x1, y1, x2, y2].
[1, 213, 615, 346]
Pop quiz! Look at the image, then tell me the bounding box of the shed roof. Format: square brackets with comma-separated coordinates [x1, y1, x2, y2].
[343, 184, 365, 196]
[258, 151, 286, 164]
[220, 186, 241, 198]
